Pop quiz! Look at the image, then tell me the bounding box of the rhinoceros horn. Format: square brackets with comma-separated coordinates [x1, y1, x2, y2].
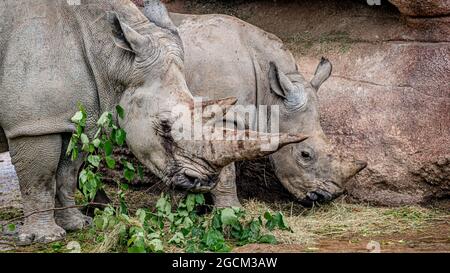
[143, 0, 178, 33]
[180, 129, 309, 168]
[173, 96, 309, 168]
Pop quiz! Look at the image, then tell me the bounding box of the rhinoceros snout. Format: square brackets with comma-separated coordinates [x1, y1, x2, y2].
[300, 189, 334, 207]
[171, 172, 219, 193]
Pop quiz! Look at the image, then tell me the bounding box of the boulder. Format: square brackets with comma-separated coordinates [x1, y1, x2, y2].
[388, 0, 450, 17]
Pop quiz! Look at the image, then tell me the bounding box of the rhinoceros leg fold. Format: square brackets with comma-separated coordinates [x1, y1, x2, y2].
[210, 164, 242, 208]
[55, 137, 92, 231]
[9, 134, 66, 245]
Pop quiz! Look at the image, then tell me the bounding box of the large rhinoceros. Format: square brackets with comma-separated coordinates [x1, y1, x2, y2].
[168, 13, 368, 207]
[0, 0, 307, 244]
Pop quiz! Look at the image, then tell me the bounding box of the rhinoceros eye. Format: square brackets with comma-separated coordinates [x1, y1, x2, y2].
[295, 145, 316, 166]
[301, 151, 312, 160]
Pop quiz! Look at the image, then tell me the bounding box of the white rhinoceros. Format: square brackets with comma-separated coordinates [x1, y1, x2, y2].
[0, 0, 307, 245]
[167, 13, 367, 207]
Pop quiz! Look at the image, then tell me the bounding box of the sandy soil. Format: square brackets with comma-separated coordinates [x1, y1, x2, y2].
[234, 222, 450, 253]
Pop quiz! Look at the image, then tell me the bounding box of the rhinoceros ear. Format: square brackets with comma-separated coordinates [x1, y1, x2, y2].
[269, 62, 295, 99]
[269, 62, 307, 112]
[143, 0, 178, 33]
[107, 12, 148, 54]
[311, 57, 332, 91]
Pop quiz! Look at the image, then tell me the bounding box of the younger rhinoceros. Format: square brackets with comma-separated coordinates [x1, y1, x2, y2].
[170, 13, 367, 207]
[0, 0, 307, 245]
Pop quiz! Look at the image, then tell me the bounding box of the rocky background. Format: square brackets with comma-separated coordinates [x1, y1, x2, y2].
[133, 0, 450, 206]
[1, 0, 448, 210]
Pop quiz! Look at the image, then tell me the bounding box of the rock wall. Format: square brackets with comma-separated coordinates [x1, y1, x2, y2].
[157, 0, 450, 206]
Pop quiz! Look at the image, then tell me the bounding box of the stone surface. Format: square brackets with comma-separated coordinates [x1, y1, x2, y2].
[388, 0, 450, 17]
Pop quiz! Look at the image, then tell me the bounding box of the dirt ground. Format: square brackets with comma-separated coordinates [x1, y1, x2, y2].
[235, 223, 450, 253]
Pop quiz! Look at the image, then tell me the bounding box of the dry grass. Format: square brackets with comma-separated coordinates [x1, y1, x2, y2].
[242, 199, 449, 247]
[2, 192, 448, 253]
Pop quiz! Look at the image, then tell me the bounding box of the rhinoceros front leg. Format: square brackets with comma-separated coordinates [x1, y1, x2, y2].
[210, 163, 242, 208]
[55, 139, 92, 231]
[9, 134, 66, 245]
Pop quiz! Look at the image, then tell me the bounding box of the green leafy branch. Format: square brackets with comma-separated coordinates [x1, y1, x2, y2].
[66, 105, 291, 253]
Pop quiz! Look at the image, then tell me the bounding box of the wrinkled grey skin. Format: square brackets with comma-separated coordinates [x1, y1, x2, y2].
[170, 13, 367, 207]
[0, 0, 307, 245]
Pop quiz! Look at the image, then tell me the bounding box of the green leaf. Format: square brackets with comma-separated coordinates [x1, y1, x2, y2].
[75, 124, 83, 137]
[265, 211, 290, 231]
[119, 199, 128, 215]
[79, 169, 88, 185]
[137, 164, 144, 180]
[149, 239, 164, 253]
[128, 245, 146, 253]
[203, 229, 229, 252]
[103, 140, 113, 156]
[115, 129, 126, 146]
[211, 212, 222, 230]
[195, 194, 205, 205]
[7, 224, 16, 232]
[93, 128, 102, 139]
[51, 242, 63, 252]
[182, 216, 194, 229]
[105, 156, 116, 169]
[124, 168, 135, 182]
[186, 194, 196, 212]
[80, 133, 89, 145]
[120, 183, 129, 191]
[97, 112, 112, 128]
[71, 146, 79, 161]
[156, 195, 171, 216]
[169, 232, 185, 245]
[71, 111, 84, 124]
[88, 144, 95, 153]
[66, 138, 76, 156]
[116, 105, 125, 119]
[221, 208, 238, 227]
[136, 209, 146, 224]
[87, 155, 101, 168]
[122, 160, 135, 171]
[92, 138, 101, 148]
[258, 234, 277, 244]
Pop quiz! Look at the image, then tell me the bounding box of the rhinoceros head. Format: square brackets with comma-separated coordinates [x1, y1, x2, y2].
[110, 1, 308, 192]
[268, 58, 367, 206]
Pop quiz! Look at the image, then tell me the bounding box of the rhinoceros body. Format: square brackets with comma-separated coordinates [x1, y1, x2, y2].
[0, 1, 307, 245]
[170, 13, 367, 206]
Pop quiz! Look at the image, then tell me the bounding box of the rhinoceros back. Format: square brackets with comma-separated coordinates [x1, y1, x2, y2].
[0, 0, 100, 140]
